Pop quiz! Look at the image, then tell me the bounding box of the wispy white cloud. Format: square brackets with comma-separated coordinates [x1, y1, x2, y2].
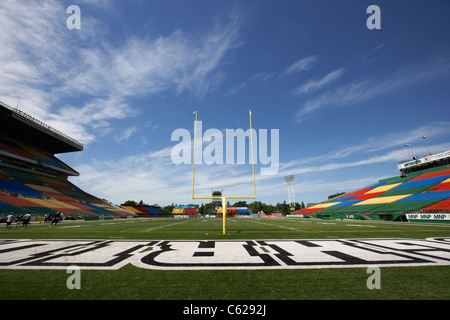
[281, 55, 317, 77]
[360, 42, 386, 66]
[226, 72, 275, 95]
[0, 1, 242, 144]
[280, 149, 401, 178]
[296, 56, 450, 122]
[293, 68, 344, 95]
[280, 121, 450, 172]
[115, 126, 138, 143]
[251, 72, 276, 82]
[227, 82, 248, 96]
[293, 176, 381, 196]
[77, 0, 116, 13]
[71, 146, 257, 205]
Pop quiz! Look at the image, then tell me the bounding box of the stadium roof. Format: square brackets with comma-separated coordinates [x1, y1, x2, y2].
[0, 101, 83, 154]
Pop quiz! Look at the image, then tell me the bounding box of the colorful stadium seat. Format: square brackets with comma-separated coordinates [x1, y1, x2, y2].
[295, 165, 450, 218]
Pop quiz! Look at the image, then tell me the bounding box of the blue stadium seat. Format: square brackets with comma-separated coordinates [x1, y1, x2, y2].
[0, 180, 44, 197]
[398, 190, 450, 202]
[80, 202, 107, 211]
[393, 176, 450, 190]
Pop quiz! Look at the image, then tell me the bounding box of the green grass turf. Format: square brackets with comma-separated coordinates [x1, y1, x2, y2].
[1, 217, 450, 300]
[2, 265, 449, 300]
[1, 217, 450, 240]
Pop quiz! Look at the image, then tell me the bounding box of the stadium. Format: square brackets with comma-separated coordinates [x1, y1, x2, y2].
[2, 99, 450, 224]
[2, 2, 450, 311]
[0, 100, 449, 306]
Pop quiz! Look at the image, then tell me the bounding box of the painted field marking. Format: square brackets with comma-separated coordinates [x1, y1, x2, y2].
[1, 238, 449, 270]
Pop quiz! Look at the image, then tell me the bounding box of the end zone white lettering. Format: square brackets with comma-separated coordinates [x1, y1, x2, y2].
[1, 238, 449, 270]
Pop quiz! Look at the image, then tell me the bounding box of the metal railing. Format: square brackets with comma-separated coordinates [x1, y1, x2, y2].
[0, 100, 84, 149]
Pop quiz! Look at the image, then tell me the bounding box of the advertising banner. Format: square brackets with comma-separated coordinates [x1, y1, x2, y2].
[407, 213, 450, 221]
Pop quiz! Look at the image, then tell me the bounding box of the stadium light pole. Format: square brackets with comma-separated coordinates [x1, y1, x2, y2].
[284, 175, 295, 211]
[410, 144, 416, 159]
[423, 136, 431, 155]
[405, 144, 412, 160]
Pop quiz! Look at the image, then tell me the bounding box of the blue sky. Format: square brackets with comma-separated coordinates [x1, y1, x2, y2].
[1, 0, 450, 206]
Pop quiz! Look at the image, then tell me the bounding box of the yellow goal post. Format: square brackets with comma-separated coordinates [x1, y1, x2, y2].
[192, 109, 256, 234]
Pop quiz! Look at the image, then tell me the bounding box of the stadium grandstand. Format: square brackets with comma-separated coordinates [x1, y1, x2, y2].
[122, 205, 172, 217]
[170, 205, 251, 217]
[0, 101, 133, 221]
[3, 98, 449, 225]
[171, 205, 198, 216]
[216, 207, 251, 216]
[293, 152, 450, 223]
[204, 207, 251, 216]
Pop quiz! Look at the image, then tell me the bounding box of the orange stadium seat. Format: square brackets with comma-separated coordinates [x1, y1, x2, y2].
[421, 198, 450, 213]
[409, 168, 450, 181]
[352, 191, 384, 201]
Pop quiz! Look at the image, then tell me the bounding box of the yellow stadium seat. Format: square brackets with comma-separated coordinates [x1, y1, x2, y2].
[121, 206, 142, 214]
[355, 195, 411, 205]
[365, 183, 401, 194]
[25, 184, 59, 194]
[310, 202, 340, 209]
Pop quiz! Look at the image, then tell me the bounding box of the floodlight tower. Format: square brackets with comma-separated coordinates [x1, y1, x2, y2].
[284, 175, 295, 209]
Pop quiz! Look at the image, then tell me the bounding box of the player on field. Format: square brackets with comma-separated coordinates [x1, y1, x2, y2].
[50, 212, 61, 227]
[21, 213, 32, 229]
[6, 213, 13, 230]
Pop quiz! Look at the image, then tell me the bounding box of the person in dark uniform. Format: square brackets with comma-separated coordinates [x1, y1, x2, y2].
[21, 212, 31, 229]
[50, 212, 61, 227]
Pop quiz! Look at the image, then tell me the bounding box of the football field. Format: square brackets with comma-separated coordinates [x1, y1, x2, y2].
[1, 217, 450, 300]
[2, 216, 450, 240]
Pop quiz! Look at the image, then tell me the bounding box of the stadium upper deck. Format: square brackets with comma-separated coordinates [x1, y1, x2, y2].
[0, 101, 132, 219]
[0, 101, 83, 154]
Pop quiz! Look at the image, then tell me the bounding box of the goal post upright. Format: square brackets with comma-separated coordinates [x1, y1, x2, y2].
[192, 109, 256, 235]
